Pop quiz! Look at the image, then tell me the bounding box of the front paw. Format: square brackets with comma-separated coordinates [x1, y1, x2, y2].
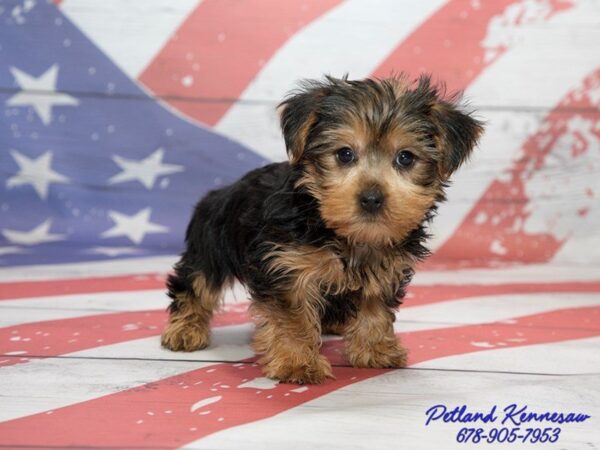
[346, 339, 408, 369]
[261, 354, 335, 384]
[161, 320, 210, 352]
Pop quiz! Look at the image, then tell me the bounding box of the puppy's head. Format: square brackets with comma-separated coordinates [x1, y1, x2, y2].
[279, 75, 483, 247]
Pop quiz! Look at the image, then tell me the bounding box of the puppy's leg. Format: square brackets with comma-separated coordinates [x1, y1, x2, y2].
[249, 244, 344, 383]
[343, 296, 407, 368]
[251, 300, 333, 384]
[161, 266, 229, 352]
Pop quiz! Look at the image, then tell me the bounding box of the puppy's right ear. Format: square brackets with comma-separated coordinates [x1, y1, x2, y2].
[278, 82, 326, 164]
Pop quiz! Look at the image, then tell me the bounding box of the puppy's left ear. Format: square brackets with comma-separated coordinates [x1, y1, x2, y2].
[278, 81, 327, 164]
[426, 87, 484, 179]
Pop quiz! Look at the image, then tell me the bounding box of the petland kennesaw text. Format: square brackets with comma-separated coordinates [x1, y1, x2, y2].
[425, 404, 591, 427]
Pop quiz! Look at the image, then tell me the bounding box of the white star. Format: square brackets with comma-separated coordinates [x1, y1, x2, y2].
[101, 207, 168, 244]
[6, 150, 69, 200]
[0, 246, 29, 256]
[108, 148, 184, 189]
[2, 219, 66, 246]
[6, 64, 79, 125]
[85, 246, 142, 257]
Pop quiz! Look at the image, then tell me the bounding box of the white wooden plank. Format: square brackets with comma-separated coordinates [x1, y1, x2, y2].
[188, 364, 600, 450]
[1, 256, 598, 285]
[216, 1, 600, 167]
[3, 287, 598, 331]
[411, 263, 600, 285]
[0, 284, 249, 326]
[0, 324, 253, 422]
[0, 289, 166, 327]
[396, 293, 600, 332]
[554, 193, 600, 265]
[215, 0, 446, 161]
[417, 336, 600, 374]
[60, 0, 201, 79]
[4, 293, 596, 423]
[0, 255, 176, 281]
[0, 358, 210, 422]
[430, 0, 600, 249]
[72, 323, 254, 360]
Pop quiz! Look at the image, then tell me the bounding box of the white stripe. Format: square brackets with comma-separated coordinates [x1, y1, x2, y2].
[396, 293, 600, 332]
[0, 359, 211, 422]
[72, 323, 254, 361]
[1, 257, 599, 286]
[0, 290, 166, 327]
[411, 263, 600, 285]
[0, 324, 253, 422]
[215, 0, 600, 257]
[553, 189, 600, 265]
[188, 352, 600, 450]
[417, 336, 600, 374]
[430, 0, 600, 249]
[0, 255, 176, 281]
[0, 287, 249, 327]
[2, 295, 595, 422]
[60, 0, 201, 79]
[3, 278, 597, 329]
[215, 0, 446, 161]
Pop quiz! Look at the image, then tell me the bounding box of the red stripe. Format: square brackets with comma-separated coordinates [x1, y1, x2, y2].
[430, 68, 600, 268]
[139, 0, 342, 126]
[0, 305, 249, 368]
[1, 305, 597, 448]
[372, 0, 573, 92]
[0, 274, 166, 301]
[324, 305, 600, 366]
[3, 282, 599, 368]
[407, 281, 600, 307]
[3, 271, 599, 303]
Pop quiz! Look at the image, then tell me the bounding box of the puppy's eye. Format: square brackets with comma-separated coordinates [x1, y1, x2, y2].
[336, 147, 356, 165]
[395, 150, 415, 168]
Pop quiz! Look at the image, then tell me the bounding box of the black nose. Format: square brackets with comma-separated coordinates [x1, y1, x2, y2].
[359, 188, 385, 214]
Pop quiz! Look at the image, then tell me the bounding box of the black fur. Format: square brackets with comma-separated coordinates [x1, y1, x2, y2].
[280, 74, 483, 178]
[167, 74, 482, 330]
[167, 161, 431, 326]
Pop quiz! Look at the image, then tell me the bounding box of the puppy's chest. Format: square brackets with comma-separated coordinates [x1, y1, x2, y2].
[263, 242, 412, 299]
[329, 246, 411, 299]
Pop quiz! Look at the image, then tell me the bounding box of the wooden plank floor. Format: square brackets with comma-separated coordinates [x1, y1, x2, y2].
[1, 264, 599, 449]
[1, 0, 600, 448]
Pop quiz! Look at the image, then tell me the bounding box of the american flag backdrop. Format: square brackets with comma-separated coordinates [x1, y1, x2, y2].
[0, 0, 599, 448]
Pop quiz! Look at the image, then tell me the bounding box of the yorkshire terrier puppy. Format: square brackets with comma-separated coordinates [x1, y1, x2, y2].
[161, 75, 483, 384]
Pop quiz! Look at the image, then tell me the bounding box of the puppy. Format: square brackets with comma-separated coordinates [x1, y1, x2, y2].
[161, 75, 483, 384]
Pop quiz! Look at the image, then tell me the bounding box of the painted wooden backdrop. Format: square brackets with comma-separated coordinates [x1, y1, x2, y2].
[0, 0, 599, 448]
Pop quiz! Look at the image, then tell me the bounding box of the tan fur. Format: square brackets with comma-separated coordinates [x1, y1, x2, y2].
[317, 168, 435, 247]
[161, 273, 225, 352]
[322, 322, 346, 335]
[387, 76, 410, 98]
[263, 244, 346, 298]
[252, 245, 343, 383]
[265, 242, 416, 298]
[163, 76, 481, 384]
[296, 121, 442, 247]
[277, 106, 319, 165]
[251, 301, 334, 384]
[258, 242, 413, 378]
[344, 295, 407, 368]
[340, 243, 416, 299]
